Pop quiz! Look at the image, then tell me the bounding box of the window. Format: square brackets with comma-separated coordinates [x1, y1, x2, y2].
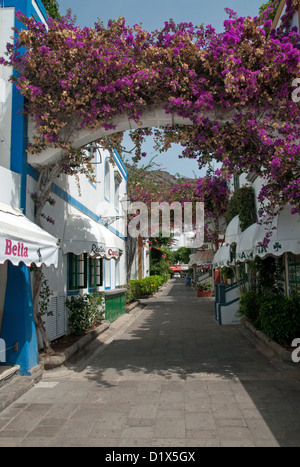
[89, 258, 103, 288]
[116, 259, 120, 286]
[69, 254, 104, 291]
[105, 160, 110, 200]
[288, 253, 300, 295]
[233, 174, 240, 191]
[68, 253, 87, 290]
[114, 179, 120, 210]
[105, 259, 111, 289]
[114, 170, 122, 210]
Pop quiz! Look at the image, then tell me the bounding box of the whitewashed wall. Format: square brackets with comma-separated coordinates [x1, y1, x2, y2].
[0, 8, 14, 171]
[26, 147, 127, 296]
[0, 8, 19, 334]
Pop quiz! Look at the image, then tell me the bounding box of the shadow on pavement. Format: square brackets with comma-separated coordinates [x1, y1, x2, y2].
[65, 279, 300, 446]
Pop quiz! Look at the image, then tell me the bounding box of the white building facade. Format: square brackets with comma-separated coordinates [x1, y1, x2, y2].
[0, 0, 60, 374]
[0, 1, 128, 367]
[26, 148, 128, 343]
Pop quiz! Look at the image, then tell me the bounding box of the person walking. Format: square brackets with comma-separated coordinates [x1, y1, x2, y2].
[185, 273, 191, 287]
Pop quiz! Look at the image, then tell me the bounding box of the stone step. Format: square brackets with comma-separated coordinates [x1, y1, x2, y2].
[0, 365, 20, 384]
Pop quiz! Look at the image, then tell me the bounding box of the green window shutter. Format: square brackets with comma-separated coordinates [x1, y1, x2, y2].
[68, 253, 87, 290]
[89, 258, 103, 288]
[68, 253, 78, 290]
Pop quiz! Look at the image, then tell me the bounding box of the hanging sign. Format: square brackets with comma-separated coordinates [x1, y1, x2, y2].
[91, 243, 119, 260]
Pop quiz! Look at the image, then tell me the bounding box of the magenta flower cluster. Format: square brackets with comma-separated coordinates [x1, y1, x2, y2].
[0, 3, 299, 222]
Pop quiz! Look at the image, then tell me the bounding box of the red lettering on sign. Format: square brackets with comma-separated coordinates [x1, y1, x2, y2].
[5, 239, 29, 258]
[5, 239, 12, 255]
[108, 249, 118, 257]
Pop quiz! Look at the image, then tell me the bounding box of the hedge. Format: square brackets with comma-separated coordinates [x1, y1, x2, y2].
[239, 290, 300, 345]
[126, 274, 170, 304]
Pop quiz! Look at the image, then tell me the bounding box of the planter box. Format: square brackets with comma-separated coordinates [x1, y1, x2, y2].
[105, 289, 127, 323]
[197, 290, 212, 297]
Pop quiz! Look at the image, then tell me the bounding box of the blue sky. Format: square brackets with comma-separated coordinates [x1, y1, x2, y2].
[57, 0, 264, 178]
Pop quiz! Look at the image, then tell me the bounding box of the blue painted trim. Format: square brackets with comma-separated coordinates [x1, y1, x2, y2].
[104, 158, 110, 202]
[221, 297, 240, 307]
[27, 163, 40, 182]
[88, 179, 97, 190]
[67, 290, 79, 297]
[112, 149, 127, 180]
[2, 262, 38, 375]
[6, 0, 48, 214]
[51, 183, 126, 240]
[32, 0, 48, 18]
[215, 297, 240, 325]
[224, 282, 239, 292]
[51, 183, 101, 223]
[107, 223, 124, 239]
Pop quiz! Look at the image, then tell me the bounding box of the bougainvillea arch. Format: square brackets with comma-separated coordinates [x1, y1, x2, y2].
[127, 161, 231, 244]
[1, 1, 299, 222]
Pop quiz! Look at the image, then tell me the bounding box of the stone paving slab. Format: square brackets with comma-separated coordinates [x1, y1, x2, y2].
[1, 279, 300, 447]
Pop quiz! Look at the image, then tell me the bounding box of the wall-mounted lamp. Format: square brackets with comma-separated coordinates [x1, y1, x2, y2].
[101, 195, 131, 225]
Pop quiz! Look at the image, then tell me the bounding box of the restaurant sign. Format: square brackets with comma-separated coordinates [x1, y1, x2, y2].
[91, 243, 119, 260]
[1, 237, 58, 267]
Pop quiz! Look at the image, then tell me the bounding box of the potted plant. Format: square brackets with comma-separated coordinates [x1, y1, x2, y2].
[221, 267, 235, 285]
[197, 281, 213, 297]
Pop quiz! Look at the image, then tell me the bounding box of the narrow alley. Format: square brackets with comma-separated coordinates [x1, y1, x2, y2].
[1, 279, 300, 447]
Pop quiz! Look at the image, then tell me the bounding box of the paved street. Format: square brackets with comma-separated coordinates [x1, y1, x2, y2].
[1, 279, 300, 447]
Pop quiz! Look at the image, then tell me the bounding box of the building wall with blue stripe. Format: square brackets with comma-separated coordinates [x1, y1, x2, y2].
[0, 1, 48, 374]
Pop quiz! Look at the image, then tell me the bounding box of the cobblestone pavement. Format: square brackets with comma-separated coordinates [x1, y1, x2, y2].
[1, 279, 300, 447]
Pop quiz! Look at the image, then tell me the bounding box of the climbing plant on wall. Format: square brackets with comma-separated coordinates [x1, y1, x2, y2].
[225, 186, 258, 232]
[42, 0, 60, 19]
[0, 2, 299, 225]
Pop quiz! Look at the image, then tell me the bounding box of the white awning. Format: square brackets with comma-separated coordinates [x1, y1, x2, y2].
[236, 223, 258, 263]
[61, 213, 124, 260]
[213, 244, 232, 268]
[188, 253, 197, 267]
[188, 249, 214, 266]
[253, 205, 300, 259]
[225, 215, 242, 246]
[0, 202, 59, 268]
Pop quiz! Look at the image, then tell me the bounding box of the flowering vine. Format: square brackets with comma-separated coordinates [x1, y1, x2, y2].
[0, 2, 299, 224]
[127, 158, 230, 244]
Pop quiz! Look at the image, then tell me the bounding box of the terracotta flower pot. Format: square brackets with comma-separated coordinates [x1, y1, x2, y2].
[197, 290, 212, 297]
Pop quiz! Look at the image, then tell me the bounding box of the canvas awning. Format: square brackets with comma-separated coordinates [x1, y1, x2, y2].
[225, 215, 242, 245]
[188, 251, 202, 266]
[188, 253, 197, 267]
[198, 249, 215, 264]
[189, 249, 215, 267]
[253, 206, 300, 259]
[61, 213, 123, 260]
[236, 223, 258, 263]
[170, 265, 182, 272]
[213, 244, 232, 268]
[0, 202, 59, 268]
